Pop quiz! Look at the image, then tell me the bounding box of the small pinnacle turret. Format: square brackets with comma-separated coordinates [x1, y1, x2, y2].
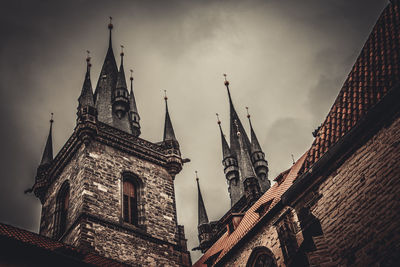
[163, 91, 177, 141]
[40, 114, 54, 166]
[162, 91, 182, 178]
[112, 45, 130, 119]
[129, 69, 141, 136]
[217, 114, 240, 207]
[78, 52, 95, 108]
[196, 171, 209, 225]
[234, 119, 261, 205]
[246, 107, 270, 192]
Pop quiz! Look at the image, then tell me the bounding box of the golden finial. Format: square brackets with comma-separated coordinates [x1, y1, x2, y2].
[130, 69, 133, 81]
[120, 45, 124, 56]
[50, 113, 54, 124]
[164, 90, 168, 101]
[195, 171, 199, 182]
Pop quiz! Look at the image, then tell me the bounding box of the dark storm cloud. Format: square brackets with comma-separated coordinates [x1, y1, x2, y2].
[0, 0, 388, 261]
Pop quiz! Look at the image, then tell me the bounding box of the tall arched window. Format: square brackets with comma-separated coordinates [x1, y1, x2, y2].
[246, 247, 277, 267]
[54, 181, 70, 239]
[123, 179, 138, 225]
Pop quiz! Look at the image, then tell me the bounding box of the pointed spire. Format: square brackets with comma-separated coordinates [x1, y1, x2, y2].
[234, 119, 257, 180]
[163, 90, 177, 141]
[116, 45, 128, 90]
[246, 107, 262, 153]
[94, 17, 118, 102]
[40, 113, 54, 166]
[217, 113, 231, 159]
[129, 69, 138, 113]
[78, 51, 94, 107]
[196, 171, 209, 225]
[223, 74, 251, 155]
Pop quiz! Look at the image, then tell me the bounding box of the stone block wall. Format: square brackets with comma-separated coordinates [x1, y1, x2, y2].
[39, 145, 86, 239]
[39, 138, 188, 265]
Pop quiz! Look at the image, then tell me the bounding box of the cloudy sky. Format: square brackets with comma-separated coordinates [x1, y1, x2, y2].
[0, 0, 388, 262]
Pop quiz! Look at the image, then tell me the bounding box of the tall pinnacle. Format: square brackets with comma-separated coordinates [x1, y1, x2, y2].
[246, 107, 262, 153]
[78, 51, 94, 107]
[116, 45, 128, 90]
[234, 119, 257, 181]
[223, 74, 251, 155]
[129, 69, 139, 114]
[217, 113, 231, 159]
[94, 17, 118, 106]
[40, 114, 54, 166]
[163, 90, 177, 141]
[196, 171, 209, 225]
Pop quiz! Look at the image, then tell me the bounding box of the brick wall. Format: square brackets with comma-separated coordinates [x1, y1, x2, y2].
[299, 115, 400, 266]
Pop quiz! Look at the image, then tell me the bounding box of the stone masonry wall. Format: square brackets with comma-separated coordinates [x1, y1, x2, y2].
[82, 140, 178, 244]
[40, 145, 86, 239]
[300, 115, 400, 266]
[87, 219, 184, 266]
[39, 137, 186, 265]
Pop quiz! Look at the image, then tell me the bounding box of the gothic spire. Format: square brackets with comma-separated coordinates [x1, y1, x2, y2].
[116, 45, 128, 90]
[246, 107, 262, 153]
[216, 113, 231, 159]
[234, 119, 257, 181]
[163, 91, 177, 141]
[223, 74, 251, 155]
[40, 114, 54, 166]
[196, 171, 209, 225]
[129, 69, 139, 114]
[94, 17, 118, 102]
[78, 51, 94, 107]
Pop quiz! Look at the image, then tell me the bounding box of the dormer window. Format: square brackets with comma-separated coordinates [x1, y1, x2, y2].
[224, 213, 245, 234]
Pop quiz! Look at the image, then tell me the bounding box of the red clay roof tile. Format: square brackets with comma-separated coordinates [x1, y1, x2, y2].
[0, 223, 128, 266]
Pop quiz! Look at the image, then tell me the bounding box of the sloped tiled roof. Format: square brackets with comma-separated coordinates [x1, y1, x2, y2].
[0, 222, 128, 266]
[193, 153, 307, 267]
[302, 2, 400, 172]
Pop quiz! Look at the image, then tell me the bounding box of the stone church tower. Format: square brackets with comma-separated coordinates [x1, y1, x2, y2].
[32, 21, 191, 266]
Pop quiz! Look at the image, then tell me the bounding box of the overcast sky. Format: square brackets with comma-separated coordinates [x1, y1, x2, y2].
[0, 0, 388, 262]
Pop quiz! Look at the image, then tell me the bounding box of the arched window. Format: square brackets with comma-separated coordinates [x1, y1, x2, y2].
[54, 181, 70, 239]
[123, 179, 138, 225]
[246, 247, 277, 267]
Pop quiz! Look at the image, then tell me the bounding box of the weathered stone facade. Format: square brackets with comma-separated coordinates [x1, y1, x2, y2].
[33, 21, 191, 266]
[38, 138, 190, 266]
[217, 113, 400, 266]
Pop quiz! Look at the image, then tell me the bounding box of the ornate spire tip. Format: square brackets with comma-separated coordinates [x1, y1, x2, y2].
[130, 69, 133, 81]
[195, 171, 199, 182]
[223, 73, 229, 86]
[50, 113, 54, 124]
[246, 107, 250, 118]
[216, 113, 221, 125]
[164, 90, 168, 101]
[120, 45, 124, 56]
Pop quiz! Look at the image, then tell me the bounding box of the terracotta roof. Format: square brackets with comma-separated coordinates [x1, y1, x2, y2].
[193, 152, 307, 267]
[302, 2, 400, 172]
[0, 222, 128, 266]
